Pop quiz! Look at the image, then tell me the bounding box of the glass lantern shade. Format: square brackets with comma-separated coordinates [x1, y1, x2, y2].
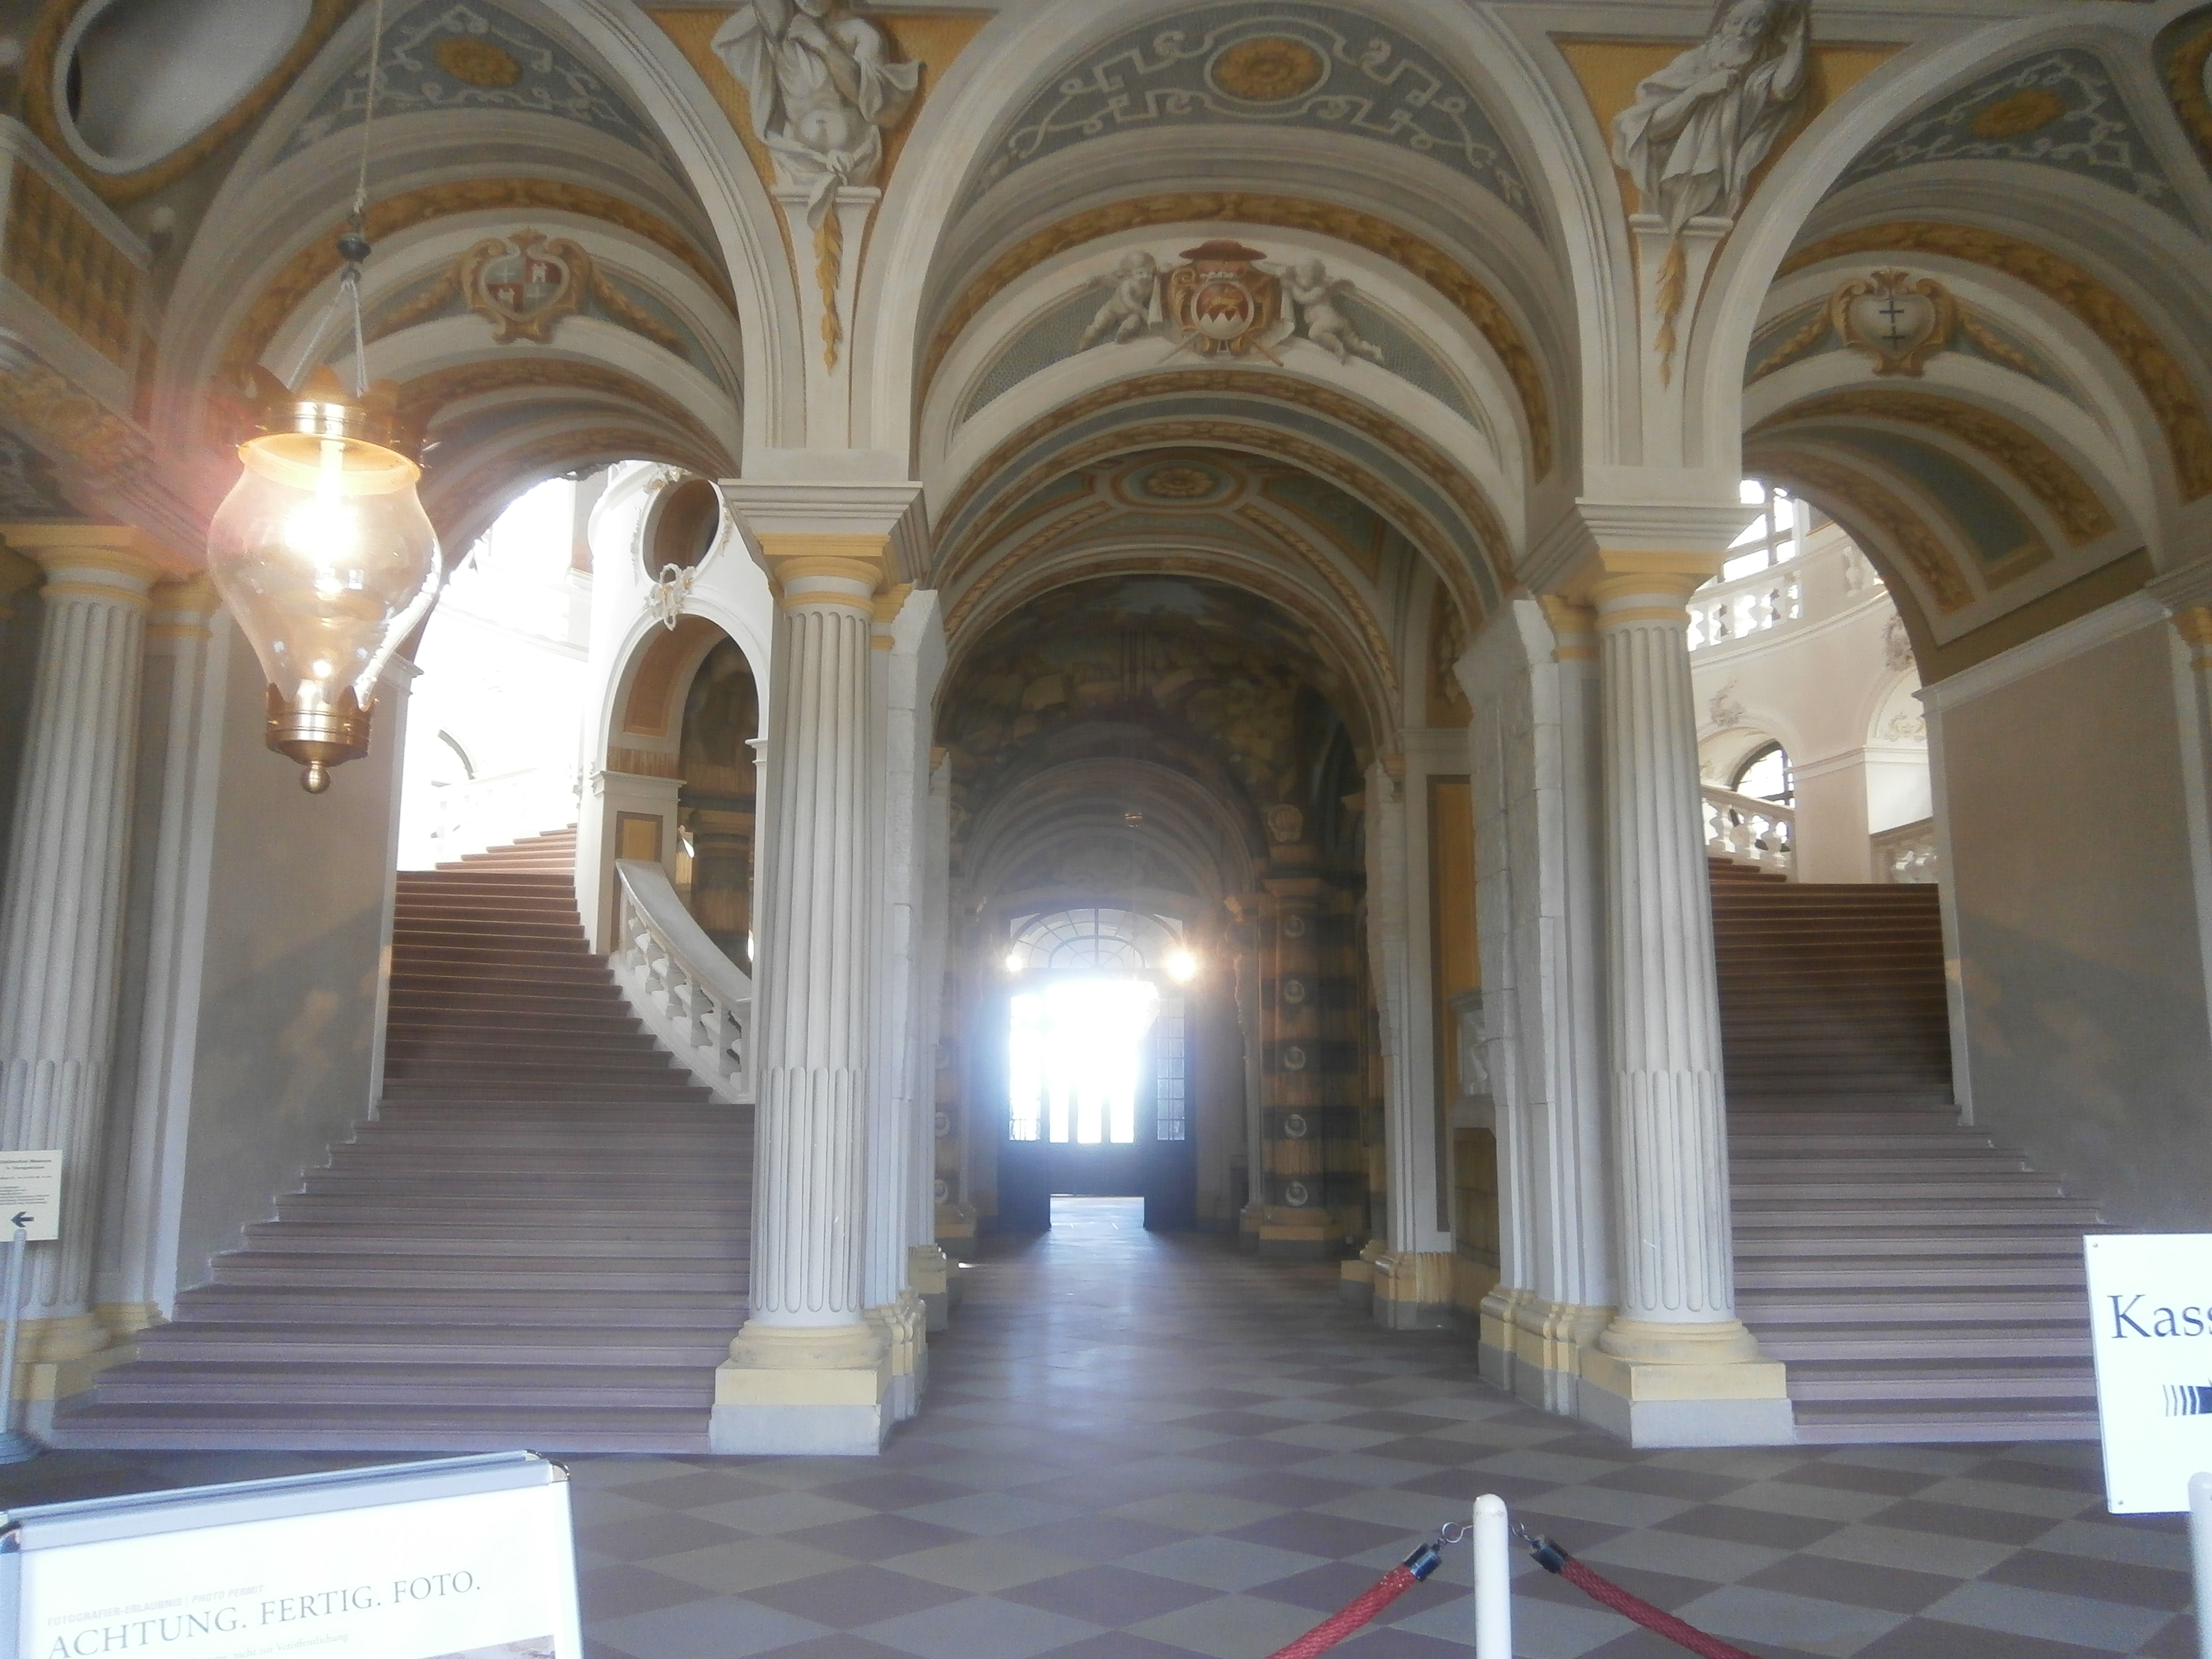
[206, 372, 442, 792]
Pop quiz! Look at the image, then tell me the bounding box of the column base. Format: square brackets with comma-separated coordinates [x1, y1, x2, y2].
[868, 1292, 928, 1424]
[934, 1201, 977, 1245]
[1481, 1295, 1613, 1416]
[1237, 1200, 1264, 1253]
[710, 1319, 892, 1455]
[908, 1245, 952, 1333]
[13, 1315, 140, 1440]
[1338, 1241, 1380, 1308]
[1577, 1319, 1793, 1447]
[1255, 1206, 1338, 1260]
[1370, 1251, 1455, 1330]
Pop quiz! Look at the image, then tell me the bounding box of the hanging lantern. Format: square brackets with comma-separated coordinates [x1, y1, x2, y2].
[206, 365, 442, 793]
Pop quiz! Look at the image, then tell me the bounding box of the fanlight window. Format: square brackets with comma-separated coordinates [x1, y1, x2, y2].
[1003, 907, 1179, 975]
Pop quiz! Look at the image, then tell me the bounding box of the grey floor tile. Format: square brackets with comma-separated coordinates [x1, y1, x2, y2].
[589, 1595, 833, 1659]
[1579, 1526, 1788, 1584]
[1920, 1579, 2171, 1653]
[1673, 1584, 1909, 1658]
[858, 1596, 1104, 1659]
[1124, 1592, 1324, 1658]
[881, 1538, 1086, 1594]
[1117, 1535, 1329, 1592]
[1806, 1522, 2021, 1580]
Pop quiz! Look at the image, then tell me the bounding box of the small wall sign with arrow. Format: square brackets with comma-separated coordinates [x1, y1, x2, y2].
[0, 1152, 61, 1241]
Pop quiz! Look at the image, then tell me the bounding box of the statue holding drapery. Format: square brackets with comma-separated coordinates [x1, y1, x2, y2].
[712, 0, 919, 227]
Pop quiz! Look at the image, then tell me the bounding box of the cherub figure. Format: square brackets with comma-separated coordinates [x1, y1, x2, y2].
[1078, 251, 1159, 349]
[1283, 258, 1382, 365]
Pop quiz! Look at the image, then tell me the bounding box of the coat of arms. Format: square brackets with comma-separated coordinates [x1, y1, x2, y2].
[1161, 240, 1290, 362]
[459, 230, 591, 344]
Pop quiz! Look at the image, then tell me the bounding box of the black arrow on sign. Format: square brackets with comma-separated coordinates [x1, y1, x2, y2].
[10, 1214, 30, 1231]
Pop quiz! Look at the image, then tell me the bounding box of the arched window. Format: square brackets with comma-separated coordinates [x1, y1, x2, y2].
[1726, 480, 1817, 580]
[1733, 742, 1794, 807]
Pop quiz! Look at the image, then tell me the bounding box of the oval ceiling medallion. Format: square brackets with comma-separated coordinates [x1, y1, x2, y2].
[1207, 36, 1327, 104]
[1969, 87, 2067, 141]
[60, 0, 314, 174]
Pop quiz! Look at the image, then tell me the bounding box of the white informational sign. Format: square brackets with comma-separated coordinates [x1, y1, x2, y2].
[2084, 1233, 2212, 1514]
[0, 1454, 581, 1659]
[0, 1153, 61, 1242]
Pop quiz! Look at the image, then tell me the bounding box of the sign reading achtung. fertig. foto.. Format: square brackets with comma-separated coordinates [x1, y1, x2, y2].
[2084, 1233, 2212, 1513]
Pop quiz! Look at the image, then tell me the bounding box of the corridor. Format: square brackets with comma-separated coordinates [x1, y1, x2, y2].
[0, 1200, 2190, 1659]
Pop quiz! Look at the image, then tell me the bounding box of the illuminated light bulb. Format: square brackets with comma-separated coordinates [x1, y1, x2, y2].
[1003, 950, 1024, 973]
[1165, 949, 1199, 983]
[207, 367, 441, 793]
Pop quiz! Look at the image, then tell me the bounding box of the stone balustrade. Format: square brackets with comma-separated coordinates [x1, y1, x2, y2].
[1873, 817, 1940, 884]
[1702, 784, 1795, 876]
[611, 857, 752, 1104]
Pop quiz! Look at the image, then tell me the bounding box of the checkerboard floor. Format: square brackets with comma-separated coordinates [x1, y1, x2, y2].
[0, 1196, 2192, 1659]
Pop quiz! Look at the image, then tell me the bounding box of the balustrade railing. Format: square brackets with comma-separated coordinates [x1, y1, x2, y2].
[1689, 572, 1800, 650]
[1873, 818, 1940, 885]
[1703, 785, 1795, 876]
[611, 858, 752, 1104]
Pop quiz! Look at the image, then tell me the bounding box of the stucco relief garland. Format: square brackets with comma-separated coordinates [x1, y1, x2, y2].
[924, 193, 1553, 476]
[1743, 442, 1975, 612]
[946, 412, 1484, 631]
[1779, 222, 2212, 499]
[938, 369, 1510, 599]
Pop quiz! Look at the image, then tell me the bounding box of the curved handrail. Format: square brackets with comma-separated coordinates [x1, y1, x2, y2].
[611, 858, 753, 1104]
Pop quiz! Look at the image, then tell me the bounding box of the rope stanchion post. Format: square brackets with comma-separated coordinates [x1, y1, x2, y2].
[1473, 1494, 1511, 1658]
[2190, 1471, 2212, 1659]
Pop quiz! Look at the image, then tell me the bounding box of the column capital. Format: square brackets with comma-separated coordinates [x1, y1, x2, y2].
[1560, 550, 1723, 618]
[148, 573, 220, 640]
[0, 522, 173, 605]
[757, 531, 890, 612]
[722, 476, 927, 584]
[1522, 494, 1753, 596]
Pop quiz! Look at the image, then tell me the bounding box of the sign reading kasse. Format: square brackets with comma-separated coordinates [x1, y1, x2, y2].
[2084, 1233, 2212, 1512]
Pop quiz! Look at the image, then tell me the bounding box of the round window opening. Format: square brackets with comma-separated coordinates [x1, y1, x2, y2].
[60, 0, 315, 174]
[645, 478, 725, 579]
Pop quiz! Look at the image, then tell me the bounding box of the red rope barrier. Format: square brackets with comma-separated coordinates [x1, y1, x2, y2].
[1557, 1558, 1764, 1659]
[1522, 1529, 1764, 1659]
[1260, 1541, 1443, 1659]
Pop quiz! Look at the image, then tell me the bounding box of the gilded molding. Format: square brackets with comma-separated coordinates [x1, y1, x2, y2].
[218, 180, 730, 395]
[924, 193, 1553, 476]
[1232, 502, 1403, 713]
[1779, 221, 2212, 499]
[1744, 442, 1976, 613]
[20, 0, 351, 206]
[2158, 13, 2212, 174]
[0, 363, 147, 478]
[939, 368, 1508, 603]
[1764, 388, 2115, 545]
[2, 163, 142, 366]
[948, 411, 1485, 631]
[395, 358, 729, 464]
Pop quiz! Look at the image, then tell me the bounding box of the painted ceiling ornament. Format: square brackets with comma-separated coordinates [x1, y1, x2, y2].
[714, 0, 919, 371]
[1079, 251, 1161, 350]
[1282, 258, 1382, 365]
[1163, 241, 1291, 363]
[459, 230, 590, 344]
[1828, 269, 1964, 377]
[647, 562, 697, 631]
[1612, 0, 1811, 381]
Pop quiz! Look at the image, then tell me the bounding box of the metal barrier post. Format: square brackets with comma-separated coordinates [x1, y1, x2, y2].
[1473, 1493, 1511, 1658]
[2191, 1471, 2212, 1659]
[0, 1223, 39, 1462]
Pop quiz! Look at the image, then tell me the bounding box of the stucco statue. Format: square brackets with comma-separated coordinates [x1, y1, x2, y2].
[1611, 0, 1811, 232]
[1282, 257, 1383, 365]
[1078, 251, 1160, 350]
[712, 0, 919, 223]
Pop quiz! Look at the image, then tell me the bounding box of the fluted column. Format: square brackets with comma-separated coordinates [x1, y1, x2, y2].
[712, 527, 895, 1454]
[1577, 560, 1790, 1446]
[0, 524, 164, 1392]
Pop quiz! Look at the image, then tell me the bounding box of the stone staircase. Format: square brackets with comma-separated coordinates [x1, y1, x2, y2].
[50, 829, 752, 1453]
[1712, 861, 2101, 1443]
